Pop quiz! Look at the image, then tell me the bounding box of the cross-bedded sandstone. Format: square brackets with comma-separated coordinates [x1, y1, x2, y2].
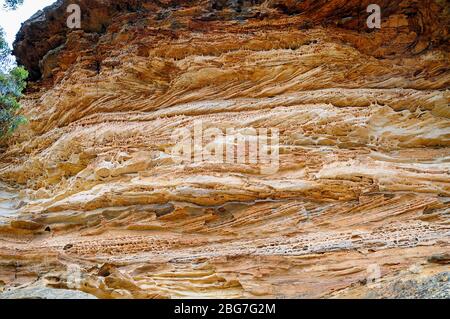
[0, 0, 449, 298]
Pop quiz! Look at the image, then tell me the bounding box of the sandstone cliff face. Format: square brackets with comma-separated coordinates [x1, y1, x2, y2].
[0, 0, 449, 298]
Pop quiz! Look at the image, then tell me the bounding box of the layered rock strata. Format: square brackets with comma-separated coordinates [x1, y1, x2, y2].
[0, 0, 449, 298]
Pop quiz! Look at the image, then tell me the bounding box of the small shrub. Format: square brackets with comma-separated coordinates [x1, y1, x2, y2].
[0, 66, 28, 138]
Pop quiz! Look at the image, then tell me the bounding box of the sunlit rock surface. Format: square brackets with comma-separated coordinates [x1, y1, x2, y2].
[0, 0, 449, 298]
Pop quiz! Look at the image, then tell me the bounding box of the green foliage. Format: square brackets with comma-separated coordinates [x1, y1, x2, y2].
[0, 26, 11, 71]
[0, 2, 28, 139]
[3, 0, 24, 10]
[0, 65, 28, 138]
[0, 25, 28, 139]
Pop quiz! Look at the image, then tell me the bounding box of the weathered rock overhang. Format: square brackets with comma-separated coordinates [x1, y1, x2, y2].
[13, 0, 197, 80]
[13, 0, 450, 81]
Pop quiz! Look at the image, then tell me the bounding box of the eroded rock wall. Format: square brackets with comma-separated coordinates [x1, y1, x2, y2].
[0, 0, 449, 298]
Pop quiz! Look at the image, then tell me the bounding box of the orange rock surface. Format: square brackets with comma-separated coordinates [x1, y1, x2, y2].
[0, 0, 449, 298]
